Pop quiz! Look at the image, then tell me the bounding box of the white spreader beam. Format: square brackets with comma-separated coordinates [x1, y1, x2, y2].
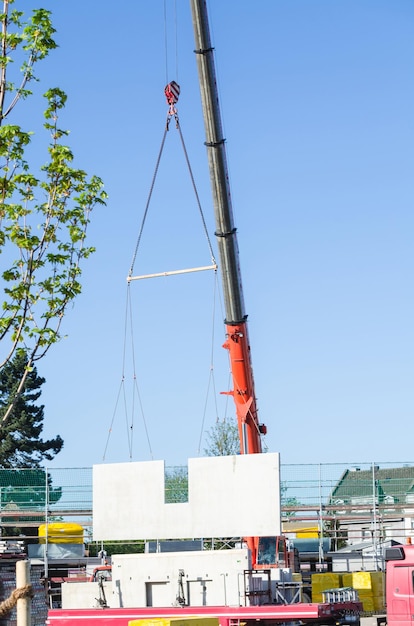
[127, 263, 218, 282]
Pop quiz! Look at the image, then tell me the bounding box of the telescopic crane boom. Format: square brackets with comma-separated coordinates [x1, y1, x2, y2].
[189, 0, 265, 458]
[190, 0, 287, 570]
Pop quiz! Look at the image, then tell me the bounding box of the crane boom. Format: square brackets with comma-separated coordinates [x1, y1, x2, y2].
[189, 0, 265, 457]
[189, 0, 289, 572]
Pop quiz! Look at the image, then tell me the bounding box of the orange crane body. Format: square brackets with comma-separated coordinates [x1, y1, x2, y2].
[222, 321, 265, 456]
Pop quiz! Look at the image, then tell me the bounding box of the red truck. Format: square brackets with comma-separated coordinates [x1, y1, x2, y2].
[385, 543, 414, 626]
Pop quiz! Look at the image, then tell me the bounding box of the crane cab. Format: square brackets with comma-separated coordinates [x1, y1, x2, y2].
[256, 536, 288, 569]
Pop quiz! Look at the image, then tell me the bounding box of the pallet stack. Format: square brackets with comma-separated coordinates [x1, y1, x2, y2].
[0, 541, 25, 558]
[342, 571, 385, 613]
[311, 572, 342, 603]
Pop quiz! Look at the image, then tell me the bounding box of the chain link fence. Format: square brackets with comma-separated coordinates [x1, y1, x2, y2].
[0, 462, 413, 546]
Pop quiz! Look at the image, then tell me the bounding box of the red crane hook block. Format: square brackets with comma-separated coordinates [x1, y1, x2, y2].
[164, 81, 180, 105]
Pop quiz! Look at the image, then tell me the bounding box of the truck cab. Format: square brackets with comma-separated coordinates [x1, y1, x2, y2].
[385, 543, 414, 626]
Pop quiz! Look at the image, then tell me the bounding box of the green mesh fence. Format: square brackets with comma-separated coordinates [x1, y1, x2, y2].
[280, 462, 414, 511]
[0, 462, 413, 543]
[0, 467, 92, 535]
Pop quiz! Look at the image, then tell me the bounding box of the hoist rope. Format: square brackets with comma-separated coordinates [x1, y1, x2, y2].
[163, 0, 179, 84]
[174, 0, 179, 82]
[163, 0, 169, 84]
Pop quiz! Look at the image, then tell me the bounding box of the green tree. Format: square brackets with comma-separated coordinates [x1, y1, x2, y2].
[203, 418, 240, 456]
[0, 1, 106, 423]
[0, 350, 62, 535]
[165, 466, 188, 503]
[0, 349, 62, 466]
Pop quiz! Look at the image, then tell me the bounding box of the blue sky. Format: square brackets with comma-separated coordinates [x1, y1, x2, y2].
[10, 1, 413, 468]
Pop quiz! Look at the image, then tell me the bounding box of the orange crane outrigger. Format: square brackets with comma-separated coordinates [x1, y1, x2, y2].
[189, 0, 287, 570]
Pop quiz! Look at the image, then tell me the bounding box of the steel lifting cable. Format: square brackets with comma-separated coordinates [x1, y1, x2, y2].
[103, 285, 154, 462]
[128, 81, 217, 281]
[102, 293, 131, 462]
[128, 125, 169, 279]
[197, 270, 221, 455]
[124, 82, 219, 460]
[127, 284, 154, 459]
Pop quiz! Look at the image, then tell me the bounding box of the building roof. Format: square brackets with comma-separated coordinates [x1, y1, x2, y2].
[330, 466, 414, 504]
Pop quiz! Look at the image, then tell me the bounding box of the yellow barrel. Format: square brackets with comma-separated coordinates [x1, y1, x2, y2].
[38, 522, 84, 544]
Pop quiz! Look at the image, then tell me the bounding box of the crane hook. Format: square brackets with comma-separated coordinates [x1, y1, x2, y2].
[165, 81, 180, 116]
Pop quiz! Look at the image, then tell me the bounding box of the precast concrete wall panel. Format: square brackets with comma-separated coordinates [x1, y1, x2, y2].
[61, 549, 250, 609]
[110, 549, 250, 608]
[93, 453, 281, 540]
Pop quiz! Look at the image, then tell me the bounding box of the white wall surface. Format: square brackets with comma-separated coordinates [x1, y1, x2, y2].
[93, 453, 281, 540]
[61, 549, 250, 608]
[61, 581, 112, 609]
[111, 549, 250, 608]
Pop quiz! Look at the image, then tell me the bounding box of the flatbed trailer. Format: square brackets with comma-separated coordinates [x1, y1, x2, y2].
[47, 601, 363, 626]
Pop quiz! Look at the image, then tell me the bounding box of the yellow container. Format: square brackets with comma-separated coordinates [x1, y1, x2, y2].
[38, 522, 84, 544]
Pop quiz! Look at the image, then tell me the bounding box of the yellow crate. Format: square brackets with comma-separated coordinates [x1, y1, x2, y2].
[374, 596, 386, 613]
[312, 592, 323, 603]
[342, 571, 385, 592]
[371, 572, 386, 596]
[360, 598, 375, 612]
[312, 573, 342, 591]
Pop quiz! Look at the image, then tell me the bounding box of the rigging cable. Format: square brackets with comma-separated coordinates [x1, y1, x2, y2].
[127, 282, 154, 460]
[102, 285, 153, 461]
[102, 291, 131, 461]
[128, 83, 216, 279]
[197, 269, 220, 455]
[127, 84, 220, 459]
[175, 110, 216, 262]
[128, 123, 169, 278]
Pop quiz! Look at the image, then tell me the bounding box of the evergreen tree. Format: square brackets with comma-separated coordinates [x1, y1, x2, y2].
[0, 350, 63, 467]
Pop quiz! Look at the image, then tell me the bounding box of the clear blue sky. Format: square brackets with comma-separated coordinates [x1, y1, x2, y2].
[15, 1, 413, 468]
